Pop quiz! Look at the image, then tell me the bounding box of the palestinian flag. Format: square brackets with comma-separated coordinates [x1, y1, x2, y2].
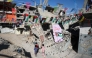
[25, 15, 31, 22]
[25, 16, 29, 22]
[78, 15, 85, 22]
[34, 18, 38, 23]
[36, 18, 38, 23]
[54, 7, 58, 12]
[52, 18, 56, 23]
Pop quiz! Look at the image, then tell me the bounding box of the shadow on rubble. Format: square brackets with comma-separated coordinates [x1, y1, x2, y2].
[41, 23, 50, 31]
[67, 22, 79, 52]
[23, 49, 32, 58]
[0, 54, 14, 58]
[0, 44, 10, 51]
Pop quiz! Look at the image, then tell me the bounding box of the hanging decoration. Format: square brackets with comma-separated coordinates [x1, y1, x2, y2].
[26, 2, 30, 9]
[52, 24, 63, 43]
[7, 0, 13, 2]
[12, 8, 16, 14]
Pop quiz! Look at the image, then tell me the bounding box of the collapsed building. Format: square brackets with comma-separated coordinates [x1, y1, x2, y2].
[0, 0, 92, 58]
[0, 1, 16, 28]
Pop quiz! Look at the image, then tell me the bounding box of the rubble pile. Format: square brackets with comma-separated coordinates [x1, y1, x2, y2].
[0, 0, 92, 58]
[44, 30, 72, 58]
[30, 28, 73, 58]
[0, 27, 14, 33]
[0, 37, 31, 58]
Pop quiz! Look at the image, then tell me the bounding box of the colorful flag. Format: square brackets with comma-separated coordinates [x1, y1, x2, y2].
[26, 2, 30, 9]
[26, 16, 30, 22]
[79, 15, 85, 22]
[70, 8, 75, 12]
[54, 7, 58, 12]
[64, 8, 68, 12]
[12, 8, 16, 14]
[31, 16, 33, 22]
[52, 18, 56, 23]
[34, 18, 38, 23]
[52, 24, 63, 43]
[7, 0, 13, 2]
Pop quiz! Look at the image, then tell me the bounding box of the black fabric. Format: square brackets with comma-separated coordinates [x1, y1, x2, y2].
[19, 9, 25, 13]
[24, 26, 30, 31]
[0, 44, 9, 51]
[58, 22, 64, 29]
[67, 22, 79, 52]
[69, 22, 79, 29]
[41, 23, 50, 31]
[23, 49, 32, 58]
[50, 17, 53, 21]
[88, 0, 92, 6]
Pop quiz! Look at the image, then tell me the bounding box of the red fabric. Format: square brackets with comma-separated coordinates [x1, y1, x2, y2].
[26, 2, 31, 9]
[12, 8, 16, 14]
[35, 44, 39, 48]
[22, 14, 29, 16]
[25, 14, 29, 16]
[88, 20, 90, 26]
[34, 16, 38, 19]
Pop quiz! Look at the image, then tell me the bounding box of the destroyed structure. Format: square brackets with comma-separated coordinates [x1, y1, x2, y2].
[0, 0, 92, 58]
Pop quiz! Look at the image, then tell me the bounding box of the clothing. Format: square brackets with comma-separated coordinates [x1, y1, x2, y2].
[35, 44, 39, 48]
[41, 46, 45, 53]
[34, 44, 39, 55]
[34, 47, 39, 53]
[41, 46, 45, 58]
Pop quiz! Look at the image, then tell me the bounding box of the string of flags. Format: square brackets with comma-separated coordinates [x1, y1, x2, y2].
[7, 0, 13, 2]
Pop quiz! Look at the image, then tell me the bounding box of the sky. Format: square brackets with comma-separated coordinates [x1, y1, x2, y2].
[13, 0, 84, 14]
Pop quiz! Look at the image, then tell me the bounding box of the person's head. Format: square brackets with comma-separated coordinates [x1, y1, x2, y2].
[35, 42, 37, 44]
[42, 44, 44, 46]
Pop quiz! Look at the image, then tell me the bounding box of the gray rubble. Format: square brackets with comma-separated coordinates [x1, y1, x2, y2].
[1, 27, 14, 33]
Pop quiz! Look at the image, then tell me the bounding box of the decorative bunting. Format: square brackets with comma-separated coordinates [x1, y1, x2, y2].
[7, 0, 13, 2]
[70, 8, 75, 12]
[64, 8, 68, 12]
[25, 16, 30, 22]
[26, 2, 30, 9]
[35, 18, 38, 23]
[54, 7, 58, 12]
[79, 16, 84, 22]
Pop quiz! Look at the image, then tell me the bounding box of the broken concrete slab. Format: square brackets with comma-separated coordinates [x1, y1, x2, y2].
[1, 27, 14, 33]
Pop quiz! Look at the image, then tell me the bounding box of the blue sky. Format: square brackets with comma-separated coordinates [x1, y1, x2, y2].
[13, 0, 84, 14]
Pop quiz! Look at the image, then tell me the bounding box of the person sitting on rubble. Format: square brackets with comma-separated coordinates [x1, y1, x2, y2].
[88, 24, 92, 36]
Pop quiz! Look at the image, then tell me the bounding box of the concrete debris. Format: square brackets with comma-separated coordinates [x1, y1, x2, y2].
[0, 37, 11, 45]
[0, 37, 31, 58]
[0, 26, 2, 30]
[1, 27, 14, 33]
[0, 0, 92, 58]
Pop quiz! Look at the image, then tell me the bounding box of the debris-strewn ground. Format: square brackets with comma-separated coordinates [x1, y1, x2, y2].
[0, 37, 32, 58]
[0, 33, 92, 58]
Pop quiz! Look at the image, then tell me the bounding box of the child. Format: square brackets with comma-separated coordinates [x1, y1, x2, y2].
[34, 43, 39, 56]
[41, 44, 45, 58]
